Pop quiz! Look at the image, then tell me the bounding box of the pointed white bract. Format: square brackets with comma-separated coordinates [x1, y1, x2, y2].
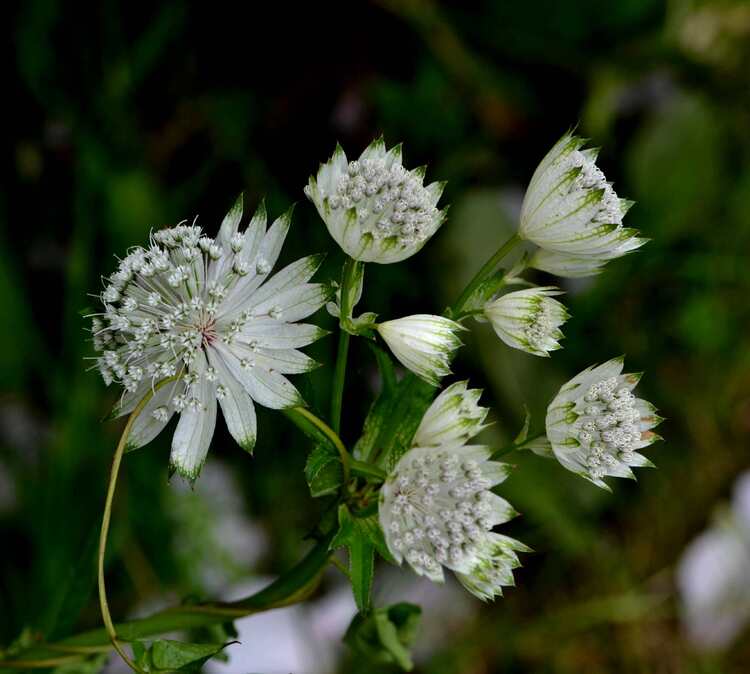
[376, 315, 463, 386]
[90, 196, 330, 480]
[379, 383, 529, 600]
[519, 132, 646, 277]
[304, 138, 447, 264]
[545, 357, 662, 489]
[484, 287, 568, 357]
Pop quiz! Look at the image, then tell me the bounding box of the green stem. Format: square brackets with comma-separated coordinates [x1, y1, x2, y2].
[330, 329, 350, 435]
[349, 459, 387, 482]
[331, 257, 362, 434]
[98, 382, 177, 674]
[451, 233, 520, 315]
[0, 532, 334, 670]
[286, 406, 351, 484]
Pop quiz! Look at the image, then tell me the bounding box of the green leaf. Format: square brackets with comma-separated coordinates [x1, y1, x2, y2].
[331, 506, 376, 613]
[133, 639, 236, 672]
[305, 443, 344, 497]
[514, 405, 531, 445]
[344, 603, 422, 671]
[353, 373, 436, 471]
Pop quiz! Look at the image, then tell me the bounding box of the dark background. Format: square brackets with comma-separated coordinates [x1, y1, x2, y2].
[2, 1, 750, 672]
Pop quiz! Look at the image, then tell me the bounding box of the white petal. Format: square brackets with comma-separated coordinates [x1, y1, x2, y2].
[170, 354, 217, 480]
[216, 193, 244, 249]
[249, 283, 331, 322]
[125, 379, 181, 450]
[237, 319, 329, 349]
[207, 347, 257, 452]
[214, 342, 304, 409]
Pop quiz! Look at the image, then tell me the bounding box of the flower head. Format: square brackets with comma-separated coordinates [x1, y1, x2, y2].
[90, 196, 330, 480]
[376, 315, 463, 386]
[545, 357, 662, 489]
[379, 383, 529, 600]
[519, 132, 646, 276]
[304, 138, 447, 264]
[413, 381, 489, 447]
[484, 287, 568, 356]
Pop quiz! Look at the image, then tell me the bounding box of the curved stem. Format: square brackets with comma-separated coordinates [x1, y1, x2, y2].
[289, 406, 351, 483]
[0, 531, 334, 670]
[452, 233, 520, 315]
[98, 378, 176, 673]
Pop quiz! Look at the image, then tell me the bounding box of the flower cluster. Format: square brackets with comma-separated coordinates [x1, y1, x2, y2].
[520, 132, 645, 277]
[87, 133, 660, 646]
[545, 358, 661, 488]
[379, 383, 529, 600]
[90, 197, 329, 479]
[304, 138, 447, 264]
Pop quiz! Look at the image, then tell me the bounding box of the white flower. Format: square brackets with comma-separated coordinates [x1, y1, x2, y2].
[304, 137, 447, 264]
[414, 381, 489, 447]
[379, 383, 529, 600]
[677, 472, 750, 649]
[519, 132, 646, 276]
[484, 287, 568, 357]
[545, 357, 662, 489]
[90, 196, 330, 480]
[376, 315, 464, 386]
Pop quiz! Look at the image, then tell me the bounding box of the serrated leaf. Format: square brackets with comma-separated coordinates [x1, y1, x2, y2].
[344, 603, 422, 671]
[133, 639, 236, 672]
[354, 373, 436, 471]
[305, 443, 344, 497]
[331, 506, 375, 613]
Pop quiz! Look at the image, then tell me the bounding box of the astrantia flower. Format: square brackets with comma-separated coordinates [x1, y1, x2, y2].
[376, 315, 463, 386]
[304, 138, 447, 264]
[483, 287, 568, 357]
[90, 196, 330, 480]
[545, 357, 662, 488]
[519, 132, 646, 277]
[413, 381, 489, 448]
[379, 382, 529, 600]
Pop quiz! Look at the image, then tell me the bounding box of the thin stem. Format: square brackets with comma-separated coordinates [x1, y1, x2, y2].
[349, 459, 387, 482]
[290, 406, 351, 484]
[452, 233, 520, 315]
[330, 329, 350, 434]
[98, 378, 176, 674]
[0, 532, 335, 670]
[331, 257, 362, 434]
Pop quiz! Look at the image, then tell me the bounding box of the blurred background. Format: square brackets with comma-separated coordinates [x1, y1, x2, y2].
[2, 0, 750, 672]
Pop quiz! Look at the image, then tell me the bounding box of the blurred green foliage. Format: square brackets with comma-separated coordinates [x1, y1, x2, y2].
[2, 0, 750, 672]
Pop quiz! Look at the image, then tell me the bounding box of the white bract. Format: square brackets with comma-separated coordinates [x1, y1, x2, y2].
[90, 196, 330, 480]
[376, 315, 464, 386]
[519, 132, 646, 277]
[379, 382, 529, 600]
[545, 357, 661, 489]
[304, 138, 447, 263]
[484, 287, 568, 357]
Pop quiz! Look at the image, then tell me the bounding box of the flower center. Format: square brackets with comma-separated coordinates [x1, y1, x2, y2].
[575, 377, 641, 478]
